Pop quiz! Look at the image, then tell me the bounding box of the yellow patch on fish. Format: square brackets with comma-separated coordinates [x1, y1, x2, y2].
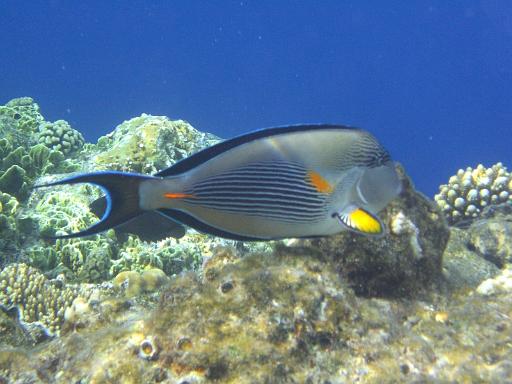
[340, 208, 382, 234]
[307, 171, 333, 193]
[164, 193, 195, 199]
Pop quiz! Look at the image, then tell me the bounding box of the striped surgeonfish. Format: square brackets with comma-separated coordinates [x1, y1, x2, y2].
[36, 124, 402, 241]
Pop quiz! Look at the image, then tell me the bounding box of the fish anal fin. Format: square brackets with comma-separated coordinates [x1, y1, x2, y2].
[337, 207, 383, 235]
[307, 171, 334, 194]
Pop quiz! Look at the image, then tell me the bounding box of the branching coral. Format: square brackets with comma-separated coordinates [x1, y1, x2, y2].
[435, 163, 512, 225]
[0, 263, 77, 335]
[38, 119, 85, 155]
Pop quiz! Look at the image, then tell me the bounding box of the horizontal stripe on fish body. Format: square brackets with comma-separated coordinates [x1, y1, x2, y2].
[190, 178, 321, 189]
[194, 165, 311, 182]
[184, 191, 325, 205]
[183, 198, 326, 212]
[189, 183, 324, 198]
[183, 203, 328, 224]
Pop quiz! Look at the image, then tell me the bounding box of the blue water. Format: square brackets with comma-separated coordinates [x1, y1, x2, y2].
[1, 1, 511, 196]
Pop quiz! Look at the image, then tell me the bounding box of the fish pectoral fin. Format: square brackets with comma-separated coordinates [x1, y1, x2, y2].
[336, 206, 384, 236]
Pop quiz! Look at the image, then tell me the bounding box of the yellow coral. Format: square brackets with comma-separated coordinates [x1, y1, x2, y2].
[0, 263, 78, 335]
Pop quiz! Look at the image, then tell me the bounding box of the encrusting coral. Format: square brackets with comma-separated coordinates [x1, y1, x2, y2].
[435, 163, 512, 225]
[91, 114, 220, 173]
[0, 97, 44, 148]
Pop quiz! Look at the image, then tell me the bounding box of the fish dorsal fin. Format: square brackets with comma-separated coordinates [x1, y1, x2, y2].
[337, 206, 384, 236]
[156, 124, 359, 177]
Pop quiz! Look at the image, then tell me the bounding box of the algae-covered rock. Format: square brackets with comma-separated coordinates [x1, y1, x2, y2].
[113, 268, 170, 297]
[0, 305, 37, 348]
[91, 114, 220, 173]
[476, 266, 512, 295]
[305, 164, 449, 297]
[2, 245, 512, 383]
[467, 217, 512, 268]
[442, 203, 512, 290]
[442, 227, 500, 291]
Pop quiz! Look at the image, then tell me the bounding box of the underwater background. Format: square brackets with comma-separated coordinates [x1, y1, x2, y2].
[2, 1, 512, 196]
[1, 2, 512, 383]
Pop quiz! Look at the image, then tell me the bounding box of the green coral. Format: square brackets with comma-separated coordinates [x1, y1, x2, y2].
[0, 98, 81, 202]
[0, 263, 77, 335]
[0, 143, 77, 201]
[110, 235, 204, 277]
[56, 239, 115, 282]
[25, 187, 118, 282]
[31, 187, 100, 237]
[0, 193, 21, 262]
[92, 114, 219, 173]
[435, 163, 512, 225]
[38, 119, 85, 155]
[0, 165, 25, 197]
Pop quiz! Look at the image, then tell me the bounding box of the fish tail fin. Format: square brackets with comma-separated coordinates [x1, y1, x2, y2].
[34, 171, 157, 239]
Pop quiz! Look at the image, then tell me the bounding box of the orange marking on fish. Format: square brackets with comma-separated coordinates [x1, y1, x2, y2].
[307, 171, 334, 193]
[163, 193, 195, 199]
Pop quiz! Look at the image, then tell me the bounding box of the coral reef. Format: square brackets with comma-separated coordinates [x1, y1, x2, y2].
[91, 114, 220, 173]
[109, 233, 271, 278]
[1, 96, 511, 383]
[0, 263, 77, 336]
[304, 163, 449, 297]
[1, 246, 512, 383]
[0, 98, 83, 266]
[110, 235, 204, 277]
[38, 119, 85, 155]
[435, 163, 512, 225]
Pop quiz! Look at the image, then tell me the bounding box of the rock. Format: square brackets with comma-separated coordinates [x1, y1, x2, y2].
[468, 217, 512, 268]
[442, 228, 500, 290]
[3, 245, 512, 383]
[304, 164, 449, 297]
[476, 267, 512, 296]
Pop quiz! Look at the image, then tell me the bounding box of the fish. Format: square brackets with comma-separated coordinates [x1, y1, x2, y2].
[35, 124, 402, 241]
